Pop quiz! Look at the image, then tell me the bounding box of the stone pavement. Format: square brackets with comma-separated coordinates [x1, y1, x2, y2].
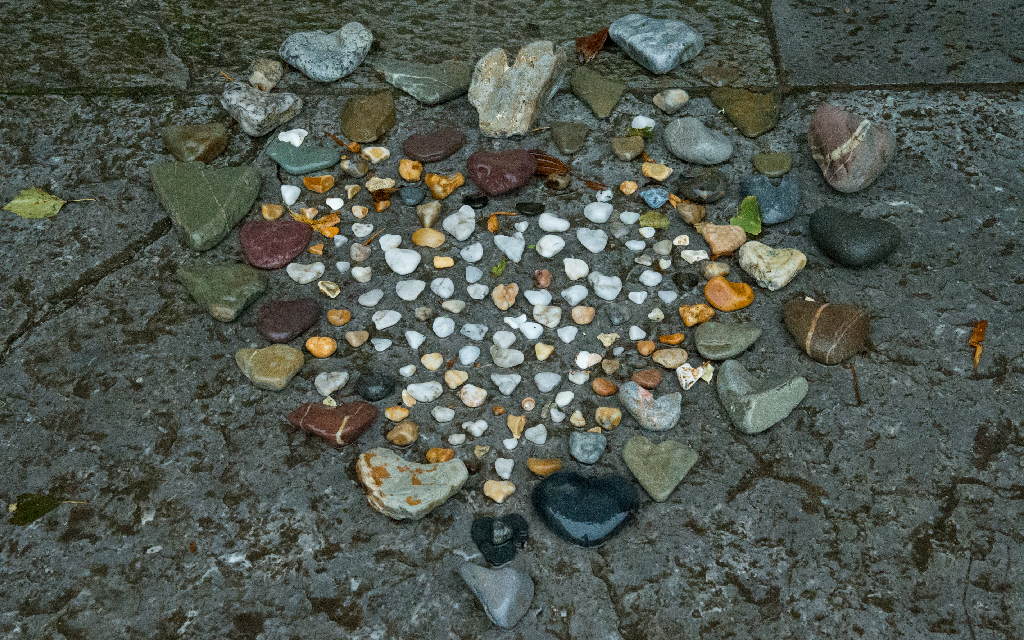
[1, 1, 1022, 638]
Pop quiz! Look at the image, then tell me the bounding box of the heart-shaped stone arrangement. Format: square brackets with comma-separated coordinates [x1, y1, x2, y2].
[809, 206, 900, 267]
[531, 471, 640, 547]
[402, 127, 467, 163]
[808, 104, 896, 193]
[278, 22, 373, 82]
[622, 436, 699, 502]
[470, 514, 529, 566]
[467, 149, 537, 196]
[356, 448, 469, 520]
[239, 220, 312, 270]
[287, 401, 378, 448]
[256, 298, 320, 343]
[150, 161, 260, 251]
[617, 381, 682, 431]
[782, 299, 870, 365]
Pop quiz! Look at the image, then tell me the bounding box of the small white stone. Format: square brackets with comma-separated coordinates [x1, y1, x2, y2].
[371, 338, 391, 351]
[518, 322, 544, 340]
[619, 210, 640, 224]
[443, 300, 465, 315]
[430, 277, 454, 298]
[448, 433, 467, 445]
[281, 185, 301, 206]
[575, 351, 601, 369]
[463, 420, 488, 437]
[396, 280, 426, 300]
[433, 406, 456, 422]
[384, 248, 420, 275]
[612, 347, 624, 356]
[286, 262, 325, 284]
[629, 326, 646, 340]
[631, 115, 656, 129]
[491, 373, 522, 395]
[658, 290, 678, 304]
[493, 331, 516, 348]
[433, 317, 456, 338]
[595, 189, 613, 202]
[335, 261, 350, 274]
[524, 290, 552, 306]
[399, 364, 417, 378]
[459, 345, 481, 365]
[467, 284, 488, 299]
[326, 197, 345, 211]
[405, 330, 425, 349]
[494, 232, 526, 262]
[495, 458, 514, 479]
[653, 240, 672, 256]
[461, 323, 488, 341]
[466, 265, 483, 283]
[555, 391, 574, 407]
[460, 384, 487, 407]
[461, 242, 484, 262]
[680, 249, 709, 263]
[557, 326, 578, 343]
[278, 128, 308, 146]
[659, 258, 672, 269]
[577, 228, 608, 253]
[625, 240, 646, 251]
[351, 266, 371, 282]
[676, 363, 705, 390]
[561, 285, 588, 306]
[358, 289, 384, 307]
[352, 223, 374, 238]
[514, 221, 529, 232]
[648, 308, 665, 321]
[538, 212, 570, 232]
[503, 315, 527, 330]
[443, 205, 476, 241]
[639, 226, 656, 238]
[536, 234, 566, 258]
[584, 202, 613, 224]
[673, 234, 689, 246]
[333, 234, 349, 247]
[533, 304, 562, 328]
[503, 438, 519, 451]
[524, 424, 547, 445]
[634, 254, 653, 266]
[628, 291, 648, 304]
[315, 371, 349, 396]
[639, 270, 663, 286]
[373, 310, 401, 329]
[563, 258, 590, 281]
[535, 372, 562, 392]
[379, 234, 402, 251]
[408, 381, 443, 402]
[568, 371, 589, 385]
[589, 273, 622, 300]
[550, 408, 566, 423]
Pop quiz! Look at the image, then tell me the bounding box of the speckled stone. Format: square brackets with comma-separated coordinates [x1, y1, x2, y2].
[622, 436, 698, 502]
[235, 344, 304, 391]
[550, 121, 590, 155]
[717, 359, 808, 434]
[570, 67, 625, 119]
[238, 219, 312, 269]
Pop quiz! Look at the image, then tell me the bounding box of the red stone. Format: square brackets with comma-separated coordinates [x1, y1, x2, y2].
[239, 220, 312, 270]
[466, 149, 537, 196]
[402, 127, 467, 163]
[631, 369, 662, 389]
[287, 401, 378, 448]
[256, 298, 320, 343]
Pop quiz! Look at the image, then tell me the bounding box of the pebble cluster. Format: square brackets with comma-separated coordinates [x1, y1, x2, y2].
[152, 12, 898, 629]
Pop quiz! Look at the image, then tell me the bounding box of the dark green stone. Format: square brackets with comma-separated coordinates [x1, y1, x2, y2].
[570, 67, 625, 119]
[266, 140, 340, 175]
[693, 321, 762, 360]
[638, 210, 669, 229]
[162, 123, 227, 163]
[752, 152, 792, 178]
[710, 88, 782, 138]
[550, 121, 590, 155]
[373, 59, 472, 105]
[150, 161, 259, 251]
[177, 262, 268, 322]
[341, 91, 397, 143]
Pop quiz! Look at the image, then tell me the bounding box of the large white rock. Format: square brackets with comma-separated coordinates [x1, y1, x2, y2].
[538, 212, 570, 232]
[407, 381, 443, 402]
[468, 41, 566, 137]
[384, 248, 421, 275]
[443, 205, 476, 241]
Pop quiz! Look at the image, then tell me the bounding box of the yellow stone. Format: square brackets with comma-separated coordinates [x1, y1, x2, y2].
[345, 184, 361, 199]
[483, 480, 516, 504]
[588, 427, 603, 433]
[425, 172, 465, 199]
[445, 370, 469, 389]
[434, 256, 455, 268]
[535, 343, 554, 361]
[527, 458, 562, 477]
[507, 415, 526, 439]
[595, 407, 622, 430]
[597, 333, 619, 347]
[384, 406, 409, 422]
[570, 410, 586, 427]
[401, 390, 417, 407]
[386, 421, 418, 446]
[262, 203, 284, 220]
[421, 353, 443, 370]
[619, 181, 638, 195]
[365, 176, 396, 191]
[318, 280, 340, 298]
[399, 158, 423, 182]
[361, 146, 390, 164]
[474, 445, 490, 458]
[412, 227, 446, 248]
[642, 162, 673, 181]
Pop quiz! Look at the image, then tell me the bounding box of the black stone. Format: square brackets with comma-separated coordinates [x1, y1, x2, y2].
[470, 514, 529, 566]
[673, 272, 701, 291]
[399, 186, 426, 206]
[255, 298, 320, 343]
[809, 206, 900, 267]
[531, 471, 640, 547]
[354, 371, 396, 402]
[515, 202, 545, 216]
[602, 304, 630, 326]
[677, 167, 727, 204]
[463, 193, 489, 209]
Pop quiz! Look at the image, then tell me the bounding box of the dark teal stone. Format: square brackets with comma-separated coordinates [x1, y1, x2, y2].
[399, 186, 426, 206]
[531, 471, 639, 547]
[266, 140, 340, 175]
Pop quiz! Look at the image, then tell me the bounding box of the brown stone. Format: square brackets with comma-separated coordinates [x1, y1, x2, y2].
[592, 377, 618, 396]
[426, 448, 455, 463]
[676, 201, 705, 225]
[287, 401, 378, 448]
[782, 299, 870, 365]
[345, 331, 370, 347]
[527, 458, 563, 477]
[572, 306, 596, 324]
[638, 340, 656, 356]
[808, 104, 895, 193]
[659, 333, 685, 345]
[327, 309, 351, 326]
[679, 303, 715, 327]
[704, 276, 754, 311]
[535, 269, 552, 288]
[632, 369, 662, 389]
[492, 283, 519, 310]
[412, 227, 446, 248]
[425, 172, 465, 199]
[652, 348, 688, 369]
[702, 224, 747, 256]
[386, 421, 418, 446]
[303, 175, 335, 193]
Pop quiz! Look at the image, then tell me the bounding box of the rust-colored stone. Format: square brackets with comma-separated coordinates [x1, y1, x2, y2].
[535, 269, 552, 289]
[679, 303, 715, 327]
[426, 448, 455, 463]
[659, 333, 685, 345]
[632, 369, 662, 389]
[425, 172, 464, 199]
[705, 276, 754, 311]
[527, 457, 563, 477]
[592, 377, 618, 396]
[303, 175, 335, 193]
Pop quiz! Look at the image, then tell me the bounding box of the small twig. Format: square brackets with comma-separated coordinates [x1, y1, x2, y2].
[363, 228, 384, 246]
[219, 71, 234, 82]
[69, 199, 96, 202]
[848, 363, 863, 406]
[62, 500, 90, 504]
[530, 127, 551, 132]
[324, 131, 346, 147]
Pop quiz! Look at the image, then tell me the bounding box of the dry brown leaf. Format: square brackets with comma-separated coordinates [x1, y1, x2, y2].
[970, 320, 988, 370]
[582, 178, 610, 190]
[576, 27, 609, 64]
[528, 150, 570, 176]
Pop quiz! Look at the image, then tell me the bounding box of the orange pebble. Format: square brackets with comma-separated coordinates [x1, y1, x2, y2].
[303, 175, 335, 193]
[385, 406, 410, 421]
[659, 333, 685, 345]
[305, 336, 338, 358]
[327, 309, 351, 326]
[592, 377, 619, 396]
[637, 340, 656, 356]
[679, 303, 716, 326]
[527, 458, 563, 477]
[493, 406, 506, 416]
[375, 200, 391, 213]
[309, 243, 324, 255]
[426, 448, 455, 463]
[705, 276, 755, 311]
[433, 256, 455, 268]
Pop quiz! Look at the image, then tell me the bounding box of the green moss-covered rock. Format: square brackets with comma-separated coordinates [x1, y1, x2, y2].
[638, 210, 669, 229]
[570, 67, 625, 119]
[710, 88, 782, 138]
[177, 262, 268, 322]
[341, 91, 397, 143]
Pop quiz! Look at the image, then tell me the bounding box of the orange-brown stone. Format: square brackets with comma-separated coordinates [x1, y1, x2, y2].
[426, 448, 455, 463]
[305, 336, 338, 358]
[631, 369, 661, 389]
[592, 377, 618, 396]
[327, 309, 351, 326]
[637, 340, 656, 356]
[659, 333, 685, 345]
[679, 303, 715, 326]
[705, 276, 754, 311]
[303, 175, 335, 193]
[527, 458, 563, 477]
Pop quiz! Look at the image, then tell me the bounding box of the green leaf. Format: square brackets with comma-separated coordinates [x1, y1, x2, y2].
[4, 187, 67, 219]
[730, 196, 762, 235]
[9, 492, 63, 525]
[491, 257, 508, 277]
[625, 127, 654, 139]
[527, 244, 536, 249]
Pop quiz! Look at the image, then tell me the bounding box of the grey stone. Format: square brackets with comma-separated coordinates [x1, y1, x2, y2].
[653, 88, 689, 114]
[617, 382, 682, 431]
[739, 174, 800, 225]
[219, 82, 303, 137]
[809, 206, 902, 267]
[611, 136, 644, 161]
[570, 67, 625, 119]
[550, 121, 590, 154]
[246, 58, 283, 92]
[608, 13, 704, 74]
[664, 117, 733, 165]
[716, 360, 808, 435]
[693, 322, 762, 360]
[373, 59, 472, 105]
[356, 448, 468, 519]
[570, 431, 607, 464]
[458, 564, 534, 629]
[622, 436, 698, 502]
[468, 41, 566, 137]
[278, 22, 373, 82]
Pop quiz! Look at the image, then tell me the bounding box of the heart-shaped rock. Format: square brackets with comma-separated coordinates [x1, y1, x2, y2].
[266, 140, 340, 175]
[459, 563, 534, 629]
[356, 447, 468, 520]
[622, 436, 698, 502]
[403, 127, 467, 163]
[716, 360, 808, 434]
[617, 381, 682, 431]
[809, 206, 900, 267]
[531, 471, 640, 547]
[469, 41, 565, 137]
[808, 104, 896, 193]
[239, 220, 312, 269]
[256, 298, 320, 343]
[704, 276, 754, 311]
[608, 14, 704, 74]
[737, 241, 806, 291]
[150, 161, 260, 251]
[470, 514, 529, 566]
[782, 299, 870, 365]
[286, 262, 326, 284]
[177, 262, 268, 322]
[287, 400, 377, 447]
[467, 150, 537, 196]
[278, 22, 373, 82]
[739, 174, 800, 225]
[219, 82, 303, 137]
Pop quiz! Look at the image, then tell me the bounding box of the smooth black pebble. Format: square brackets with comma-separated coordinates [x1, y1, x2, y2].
[531, 471, 639, 547]
[463, 193, 489, 209]
[354, 371, 396, 402]
[470, 514, 529, 566]
[809, 206, 900, 267]
[515, 202, 545, 216]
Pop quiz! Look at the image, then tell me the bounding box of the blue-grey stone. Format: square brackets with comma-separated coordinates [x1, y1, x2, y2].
[279, 22, 373, 82]
[639, 187, 670, 209]
[459, 563, 534, 629]
[608, 14, 704, 74]
[717, 360, 808, 434]
[266, 140, 340, 175]
[664, 118, 733, 165]
[570, 431, 607, 464]
[373, 59, 472, 105]
[739, 174, 800, 225]
[399, 186, 426, 206]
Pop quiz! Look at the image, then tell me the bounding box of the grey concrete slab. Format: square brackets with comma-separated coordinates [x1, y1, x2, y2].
[772, 0, 1024, 87]
[1, 86, 1022, 639]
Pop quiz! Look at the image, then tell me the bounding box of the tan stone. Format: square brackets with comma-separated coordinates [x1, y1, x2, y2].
[426, 448, 455, 463]
[351, 205, 369, 219]
[262, 203, 284, 220]
[318, 280, 340, 298]
[434, 256, 455, 268]
[421, 353, 444, 370]
[527, 457, 563, 477]
[595, 407, 622, 430]
[535, 343, 554, 360]
[642, 162, 673, 181]
[659, 333, 685, 345]
[597, 333, 619, 347]
[702, 261, 730, 279]
[492, 283, 519, 310]
[412, 227, 446, 248]
[570, 410, 586, 427]
[345, 184, 361, 199]
[652, 348, 688, 369]
[386, 421, 418, 446]
[483, 480, 516, 503]
[507, 414, 526, 439]
[619, 181, 638, 195]
[676, 201, 706, 225]
[702, 224, 747, 256]
[361, 146, 390, 164]
[445, 370, 469, 389]
[679, 303, 715, 327]
[345, 331, 369, 347]
[327, 309, 351, 326]
[572, 306, 596, 324]
[365, 176, 396, 191]
[475, 445, 490, 458]
[401, 390, 416, 407]
[637, 340, 656, 355]
[385, 406, 410, 421]
[601, 359, 620, 375]
[399, 158, 423, 182]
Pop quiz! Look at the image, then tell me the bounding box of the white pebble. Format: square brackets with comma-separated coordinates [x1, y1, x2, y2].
[519, 322, 544, 340]
[351, 266, 371, 282]
[524, 424, 548, 445]
[333, 234, 348, 247]
[595, 189, 613, 202]
[408, 381, 443, 402]
[503, 314, 527, 330]
[619, 211, 640, 224]
[568, 371, 589, 385]
[352, 223, 374, 238]
[371, 338, 391, 352]
[493, 331, 516, 348]
[557, 326, 578, 343]
[384, 248, 421, 275]
[524, 290, 552, 306]
[648, 308, 665, 321]
[461, 323, 488, 341]
[503, 438, 519, 451]
[629, 326, 646, 340]
[535, 372, 562, 392]
[278, 128, 308, 146]
[659, 258, 672, 269]
[533, 305, 561, 328]
[399, 364, 417, 377]
[589, 273, 622, 300]
[460, 243, 484, 262]
[466, 265, 483, 283]
[314, 371, 349, 396]
[358, 289, 384, 307]
[433, 317, 456, 338]
[628, 291, 648, 304]
[575, 351, 601, 369]
[561, 285, 588, 306]
[491, 373, 522, 395]
[495, 458, 514, 480]
[335, 261, 350, 274]
[463, 420, 488, 437]
[631, 115, 656, 129]
[459, 345, 481, 365]
[536, 234, 566, 258]
[448, 433, 467, 445]
[326, 197, 344, 211]
[514, 221, 529, 232]
[658, 291, 678, 304]
[680, 249, 709, 263]
[584, 202, 613, 224]
[494, 232, 526, 263]
[538, 212, 570, 232]
[460, 384, 487, 407]
[564, 258, 589, 281]
[555, 391, 574, 407]
[379, 234, 401, 250]
[467, 284, 488, 299]
[625, 240, 646, 251]
[673, 234, 689, 246]
[612, 347, 624, 356]
[577, 228, 608, 253]
[281, 185, 300, 206]
[430, 277, 454, 298]
[287, 262, 325, 284]
[443, 206, 476, 241]
[639, 270, 663, 286]
[372, 310, 401, 329]
[433, 406, 456, 422]
[550, 408, 566, 423]
[639, 226, 656, 238]
[653, 240, 672, 256]
[396, 280, 426, 300]
[405, 330, 425, 349]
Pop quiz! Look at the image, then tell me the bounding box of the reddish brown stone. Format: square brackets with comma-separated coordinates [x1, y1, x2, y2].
[632, 369, 662, 389]
[256, 298, 320, 343]
[808, 104, 895, 193]
[239, 220, 312, 270]
[467, 149, 537, 196]
[592, 377, 618, 397]
[403, 127, 467, 163]
[287, 401, 378, 448]
[782, 299, 869, 365]
[535, 269, 552, 289]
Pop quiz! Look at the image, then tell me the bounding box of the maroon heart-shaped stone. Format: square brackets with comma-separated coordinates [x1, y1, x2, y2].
[239, 220, 312, 269]
[256, 297, 320, 343]
[467, 149, 537, 196]
[402, 127, 467, 163]
[287, 401, 378, 448]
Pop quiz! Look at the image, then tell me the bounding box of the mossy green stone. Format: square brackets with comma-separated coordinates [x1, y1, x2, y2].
[266, 140, 340, 175]
[550, 121, 590, 155]
[150, 161, 259, 251]
[570, 67, 626, 119]
[638, 210, 669, 229]
[611, 136, 644, 161]
[235, 344, 304, 391]
[341, 91, 397, 143]
[752, 152, 792, 178]
[710, 88, 782, 138]
[177, 262, 268, 322]
[162, 123, 227, 163]
[622, 436, 698, 502]
[693, 321, 762, 360]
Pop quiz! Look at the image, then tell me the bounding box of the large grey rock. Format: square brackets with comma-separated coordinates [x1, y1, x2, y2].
[664, 117, 734, 165]
[468, 41, 566, 137]
[716, 360, 808, 434]
[459, 563, 534, 629]
[219, 82, 302, 137]
[608, 14, 704, 74]
[278, 22, 373, 82]
[374, 59, 472, 105]
[355, 448, 468, 520]
[618, 381, 682, 431]
[693, 322, 761, 360]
